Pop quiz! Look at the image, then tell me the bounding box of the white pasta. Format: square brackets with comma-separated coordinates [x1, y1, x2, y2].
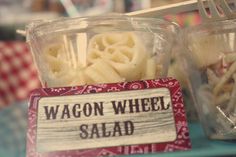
[106, 47, 147, 81]
[87, 49, 104, 63]
[142, 57, 156, 80]
[45, 67, 76, 87]
[69, 71, 87, 86]
[88, 32, 148, 81]
[42, 32, 161, 87]
[88, 59, 124, 83]
[84, 65, 108, 84]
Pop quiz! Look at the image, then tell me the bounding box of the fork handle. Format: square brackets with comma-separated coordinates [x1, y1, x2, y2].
[126, 0, 199, 17]
[126, 0, 236, 17]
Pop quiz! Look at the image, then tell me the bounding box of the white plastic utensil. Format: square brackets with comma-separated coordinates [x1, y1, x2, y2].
[198, 0, 236, 22]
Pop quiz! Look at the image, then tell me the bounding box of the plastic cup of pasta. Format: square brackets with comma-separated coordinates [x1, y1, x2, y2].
[182, 19, 236, 139]
[26, 15, 178, 87]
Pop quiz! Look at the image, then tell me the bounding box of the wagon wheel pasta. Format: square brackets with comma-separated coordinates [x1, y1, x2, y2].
[42, 32, 162, 87]
[87, 32, 154, 81]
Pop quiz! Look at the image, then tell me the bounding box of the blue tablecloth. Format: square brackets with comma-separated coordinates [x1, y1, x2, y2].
[0, 102, 235, 157]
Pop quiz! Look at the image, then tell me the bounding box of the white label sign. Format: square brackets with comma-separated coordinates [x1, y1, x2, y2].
[36, 88, 176, 152]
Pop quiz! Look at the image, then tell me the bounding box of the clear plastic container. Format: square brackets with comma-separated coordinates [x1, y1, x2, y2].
[26, 15, 179, 87]
[182, 19, 236, 139]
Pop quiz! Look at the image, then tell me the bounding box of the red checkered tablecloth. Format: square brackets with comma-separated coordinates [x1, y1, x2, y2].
[0, 41, 41, 108]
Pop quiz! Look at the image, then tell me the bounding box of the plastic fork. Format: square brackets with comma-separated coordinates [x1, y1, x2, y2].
[198, 0, 236, 22]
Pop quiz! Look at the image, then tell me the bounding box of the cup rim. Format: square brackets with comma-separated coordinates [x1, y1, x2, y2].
[26, 14, 180, 36]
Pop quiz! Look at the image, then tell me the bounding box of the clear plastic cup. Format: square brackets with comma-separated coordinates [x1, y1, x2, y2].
[182, 19, 236, 139]
[26, 15, 179, 87]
